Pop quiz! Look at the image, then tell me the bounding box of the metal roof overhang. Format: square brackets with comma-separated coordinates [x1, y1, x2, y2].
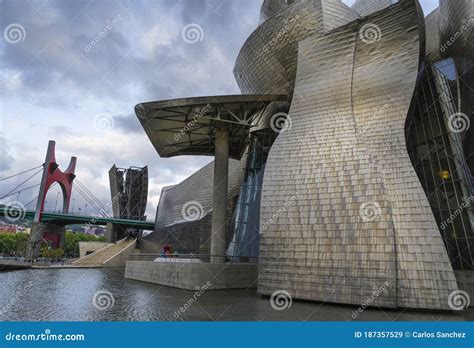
[135, 94, 287, 160]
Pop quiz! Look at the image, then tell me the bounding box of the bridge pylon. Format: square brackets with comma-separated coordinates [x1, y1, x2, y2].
[26, 140, 77, 259]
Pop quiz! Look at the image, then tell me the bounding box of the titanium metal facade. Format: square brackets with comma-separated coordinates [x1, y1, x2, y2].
[351, 0, 399, 16]
[140, 0, 473, 310]
[253, 0, 459, 310]
[140, 159, 246, 254]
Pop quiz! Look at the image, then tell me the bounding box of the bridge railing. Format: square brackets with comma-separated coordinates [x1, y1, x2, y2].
[127, 253, 258, 263]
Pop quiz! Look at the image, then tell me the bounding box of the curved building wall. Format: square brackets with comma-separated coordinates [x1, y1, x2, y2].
[234, 0, 359, 98]
[257, 0, 458, 309]
[260, 0, 290, 24]
[154, 159, 245, 228]
[425, 8, 441, 62]
[439, 0, 473, 59]
[142, 158, 246, 254]
[351, 0, 398, 16]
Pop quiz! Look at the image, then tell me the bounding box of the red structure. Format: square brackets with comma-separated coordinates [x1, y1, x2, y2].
[33, 140, 76, 248]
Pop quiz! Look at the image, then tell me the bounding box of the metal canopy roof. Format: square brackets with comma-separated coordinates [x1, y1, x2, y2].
[135, 94, 287, 160]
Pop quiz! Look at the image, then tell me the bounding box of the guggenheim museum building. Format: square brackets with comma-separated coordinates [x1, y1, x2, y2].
[131, 0, 473, 311]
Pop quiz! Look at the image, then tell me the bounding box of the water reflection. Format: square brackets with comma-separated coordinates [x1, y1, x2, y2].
[0, 268, 472, 321]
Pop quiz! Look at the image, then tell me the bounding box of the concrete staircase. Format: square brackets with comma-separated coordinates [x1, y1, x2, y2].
[72, 238, 136, 268]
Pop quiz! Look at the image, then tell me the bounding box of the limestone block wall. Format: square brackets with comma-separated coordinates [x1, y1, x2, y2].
[79, 241, 111, 258]
[125, 261, 258, 290]
[258, 0, 458, 310]
[102, 239, 137, 268]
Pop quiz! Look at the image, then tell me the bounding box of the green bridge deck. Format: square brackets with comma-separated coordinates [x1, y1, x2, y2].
[0, 207, 155, 230]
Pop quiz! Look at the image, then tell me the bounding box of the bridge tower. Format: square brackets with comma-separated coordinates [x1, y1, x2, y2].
[106, 165, 148, 242]
[26, 140, 77, 258]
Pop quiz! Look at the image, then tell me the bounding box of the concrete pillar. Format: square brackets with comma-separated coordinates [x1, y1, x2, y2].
[26, 222, 42, 259]
[26, 222, 65, 259]
[211, 128, 229, 263]
[105, 223, 117, 243]
[105, 223, 129, 243]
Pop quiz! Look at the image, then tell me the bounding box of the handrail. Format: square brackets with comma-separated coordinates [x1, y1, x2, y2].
[103, 239, 136, 265]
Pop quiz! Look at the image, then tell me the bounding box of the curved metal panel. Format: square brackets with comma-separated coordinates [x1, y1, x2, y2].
[351, 0, 398, 17]
[439, 0, 474, 59]
[258, 0, 458, 309]
[425, 8, 441, 62]
[233, 0, 359, 98]
[260, 0, 290, 24]
[135, 94, 287, 160]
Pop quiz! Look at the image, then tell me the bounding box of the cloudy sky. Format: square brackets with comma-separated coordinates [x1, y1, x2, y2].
[1, 0, 439, 220]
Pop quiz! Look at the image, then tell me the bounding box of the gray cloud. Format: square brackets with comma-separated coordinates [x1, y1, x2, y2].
[113, 114, 143, 133]
[0, 0, 439, 220]
[0, 136, 14, 173]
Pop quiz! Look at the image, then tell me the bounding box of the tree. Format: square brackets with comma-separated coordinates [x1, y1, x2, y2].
[0, 233, 29, 256]
[0, 231, 104, 258]
[63, 232, 105, 257]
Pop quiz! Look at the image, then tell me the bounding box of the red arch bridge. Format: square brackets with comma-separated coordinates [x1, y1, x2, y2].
[0, 140, 154, 258]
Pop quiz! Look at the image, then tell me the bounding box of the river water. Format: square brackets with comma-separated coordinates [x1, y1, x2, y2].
[0, 268, 472, 321]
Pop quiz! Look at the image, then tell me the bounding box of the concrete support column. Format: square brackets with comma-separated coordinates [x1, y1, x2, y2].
[26, 222, 42, 259]
[211, 128, 229, 263]
[26, 222, 65, 259]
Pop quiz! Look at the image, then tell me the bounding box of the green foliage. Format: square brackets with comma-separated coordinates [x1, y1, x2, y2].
[0, 232, 29, 256]
[0, 231, 104, 258]
[40, 247, 64, 259]
[64, 231, 105, 257]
